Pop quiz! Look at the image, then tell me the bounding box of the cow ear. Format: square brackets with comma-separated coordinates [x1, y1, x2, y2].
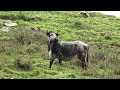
[56, 32, 59, 36]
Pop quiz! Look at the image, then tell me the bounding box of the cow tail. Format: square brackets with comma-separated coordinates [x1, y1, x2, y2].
[86, 46, 89, 67]
[85, 46, 89, 68]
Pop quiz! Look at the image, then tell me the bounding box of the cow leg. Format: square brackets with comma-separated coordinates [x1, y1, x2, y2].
[49, 50, 54, 68]
[58, 55, 62, 65]
[57, 53, 62, 65]
[79, 52, 87, 70]
[49, 58, 54, 68]
[49, 53, 56, 68]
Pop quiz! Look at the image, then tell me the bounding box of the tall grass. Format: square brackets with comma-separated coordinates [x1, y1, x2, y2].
[0, 11, 119, 79]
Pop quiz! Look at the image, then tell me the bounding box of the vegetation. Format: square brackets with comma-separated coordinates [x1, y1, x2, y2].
[0, 11, 120, 79]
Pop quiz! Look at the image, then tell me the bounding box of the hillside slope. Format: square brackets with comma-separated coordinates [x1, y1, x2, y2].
[0, 11, 120, 79]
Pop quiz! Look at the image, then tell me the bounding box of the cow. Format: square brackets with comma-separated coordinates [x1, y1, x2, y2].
[46, 31, 89, 70]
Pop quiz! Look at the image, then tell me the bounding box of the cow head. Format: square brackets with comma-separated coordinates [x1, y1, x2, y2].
[46, 31, 59, 43]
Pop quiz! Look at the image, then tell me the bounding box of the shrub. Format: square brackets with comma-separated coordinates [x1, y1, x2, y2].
[39, 45, 49, 59]
[82, 69, 97, 77]
[99, 63, 106, 69]
[105, 36, 112, 40]
[13, 29, 26, 44]
[0, 58, 8, 69]
[0, 14, 18, 20]
[0, 12, 42, 21]
[114, 69, 120, 75]
[25, 44, 39, 54]
[30, 70, 40, 76]
[95, 52, 105, 60]
[111, 42, 120, 47]
[67, 73, 77, 78]
[0, 45, 6, 52]
[14, 56, 33, 70]
[73, 21, 85, 29]
[13, 27, 48, 45]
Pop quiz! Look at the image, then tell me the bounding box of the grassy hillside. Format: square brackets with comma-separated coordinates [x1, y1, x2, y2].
[0, 11, 120, 79]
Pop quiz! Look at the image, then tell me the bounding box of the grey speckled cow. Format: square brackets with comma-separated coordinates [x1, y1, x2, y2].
[46, 31, 89, 70]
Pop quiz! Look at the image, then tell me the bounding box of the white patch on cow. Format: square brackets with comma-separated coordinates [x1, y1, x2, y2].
[53, 33, 57, 38]
[49, 50, 52, 58]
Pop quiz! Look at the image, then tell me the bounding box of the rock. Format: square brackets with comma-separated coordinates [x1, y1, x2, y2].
[4, 22, 17, 27]
[0, 20, 17, 27]
[0, 27, 11, 32]
[27, 27, 40, 31]
[80, 11, 90, 18]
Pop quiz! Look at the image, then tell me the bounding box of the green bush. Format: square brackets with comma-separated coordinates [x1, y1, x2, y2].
[111, 42, 120, 47]
[0, 14, 18, 20]
[67, 73, 77, 78]
[0, 58, 9, 69]
[105, 36, 112, 40]
[14, 56, 33, 70]
[13, 27, 48, 45]
[0, 12, 41, 21]
[0, 44, 6, 52]
[114, 69, 120, 75]
[26, 44, 37, 53]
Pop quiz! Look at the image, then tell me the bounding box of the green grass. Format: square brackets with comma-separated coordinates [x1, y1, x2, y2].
[0, 11, 120, 79]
